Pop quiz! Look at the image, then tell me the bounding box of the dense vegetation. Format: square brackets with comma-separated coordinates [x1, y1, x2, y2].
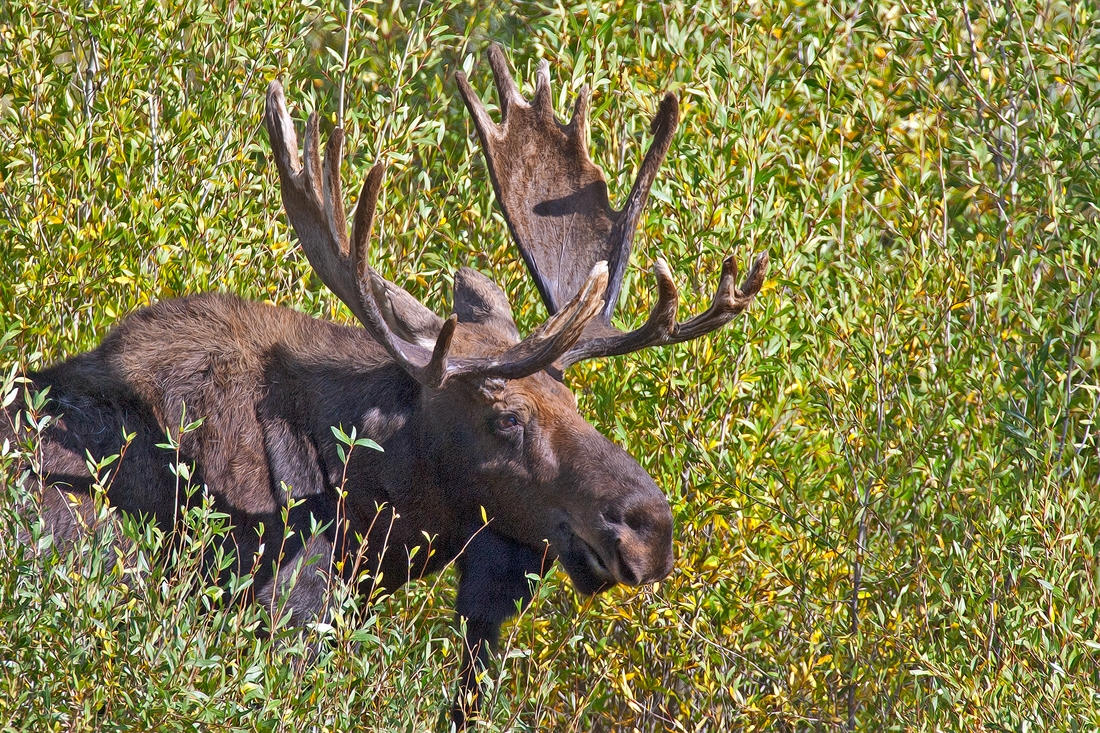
[2, 0, 1098, 730]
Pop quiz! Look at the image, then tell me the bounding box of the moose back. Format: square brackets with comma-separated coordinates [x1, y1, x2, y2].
[4, 45, 767, 724]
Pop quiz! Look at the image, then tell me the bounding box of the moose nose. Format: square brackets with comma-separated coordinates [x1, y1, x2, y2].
[606, 494, 674, 586]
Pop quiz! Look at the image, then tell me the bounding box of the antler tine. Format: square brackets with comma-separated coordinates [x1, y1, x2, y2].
[351, 164, 385, 278]
[532, 59, 553, 121]
[487, 43, 524, 123]
[672, 252, 769, 342]
[422, 315, 458, 386]
[322, 127, 349, 254]
[569, 84, 590, 140]
[265, 82, 302, 177]
[558, 252, 769, 367]
[455, 43, 529, 138]
[601, 92, 680, 321]
[455, 72, 499, 141]
[303, 113, 324, 206]
[512, 261, 608, 350]
[449, 262, 609, 381]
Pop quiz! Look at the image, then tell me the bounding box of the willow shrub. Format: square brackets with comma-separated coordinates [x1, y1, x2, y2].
[1, 0, 1098, 730]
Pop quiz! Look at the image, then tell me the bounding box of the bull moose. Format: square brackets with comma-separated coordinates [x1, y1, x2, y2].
[4, 45, 767, 725]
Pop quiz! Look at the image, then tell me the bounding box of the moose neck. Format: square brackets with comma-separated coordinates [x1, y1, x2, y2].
[297, 363, 476, 590]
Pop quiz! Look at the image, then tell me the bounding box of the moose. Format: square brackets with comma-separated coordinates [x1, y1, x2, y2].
[4, 45, 767, 725]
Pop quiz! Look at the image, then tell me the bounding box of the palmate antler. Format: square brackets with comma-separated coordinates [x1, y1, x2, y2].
[264, 81, 609, 387]
[456, 45, 768, 369]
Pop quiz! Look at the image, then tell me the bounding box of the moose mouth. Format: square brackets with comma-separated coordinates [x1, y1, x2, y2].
[557, 524, 617, 596]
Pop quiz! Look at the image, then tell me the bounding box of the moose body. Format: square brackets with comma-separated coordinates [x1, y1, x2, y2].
[22, 292, 447, 602]
[18, 289, 663, 608]
[6, 46, 766, 725]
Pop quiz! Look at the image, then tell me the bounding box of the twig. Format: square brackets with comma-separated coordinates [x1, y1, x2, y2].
[371, 0, 428, 164]
[338, 0, 355, 129]
[80, 0, 101, 227]
[846, 303, 893, 732]
[196, 21, 278, 210]
[362, 0, 427, 267]
[1057, 291, 1094, 464]
[148, 91, 160, 190]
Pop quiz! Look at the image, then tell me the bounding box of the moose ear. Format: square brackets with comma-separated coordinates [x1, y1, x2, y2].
[453, 267, 520, 340]
[369, 273, 446, 351]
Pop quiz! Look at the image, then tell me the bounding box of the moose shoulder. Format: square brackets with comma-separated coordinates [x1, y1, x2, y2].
[5, 45, 767, 725]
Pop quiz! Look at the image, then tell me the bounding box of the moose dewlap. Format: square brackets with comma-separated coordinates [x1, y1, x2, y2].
[4, 44, 767, 726]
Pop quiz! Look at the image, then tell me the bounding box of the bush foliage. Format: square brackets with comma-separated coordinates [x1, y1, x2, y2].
[1, 0, 1098, 730]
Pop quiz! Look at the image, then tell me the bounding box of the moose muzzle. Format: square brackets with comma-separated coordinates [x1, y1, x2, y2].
[556, 432, 674, 595]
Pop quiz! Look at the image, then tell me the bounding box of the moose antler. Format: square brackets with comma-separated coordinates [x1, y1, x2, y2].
[265, 81, 608, 387]
[456, 45, 768, 369]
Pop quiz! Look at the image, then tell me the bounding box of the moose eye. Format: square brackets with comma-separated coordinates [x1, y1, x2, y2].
[494, 413, 521, 433]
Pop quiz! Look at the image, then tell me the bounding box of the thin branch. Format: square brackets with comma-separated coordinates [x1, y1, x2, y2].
[371, 0, 428, 165]
[196, 20, 279, 210]
[338, 0, 355, 129]
[148, 91, 160, 191]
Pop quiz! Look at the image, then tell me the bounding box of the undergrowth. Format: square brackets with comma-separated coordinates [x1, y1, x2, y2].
[1, 0, 1099, 730]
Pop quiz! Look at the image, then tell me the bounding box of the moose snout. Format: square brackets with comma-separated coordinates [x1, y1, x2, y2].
[559, 425, 676, 591]
[602, 492, 674, 586]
